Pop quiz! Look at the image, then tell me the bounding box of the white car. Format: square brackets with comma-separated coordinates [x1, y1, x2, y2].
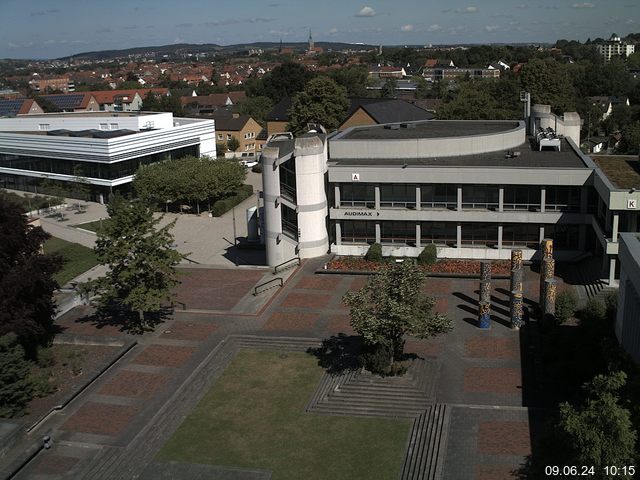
[240, 159, 259, 168]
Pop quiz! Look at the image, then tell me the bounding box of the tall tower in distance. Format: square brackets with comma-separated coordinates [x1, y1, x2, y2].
[308, 30, 314, 52]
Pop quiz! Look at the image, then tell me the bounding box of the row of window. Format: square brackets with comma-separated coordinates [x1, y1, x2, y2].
[339, 184, 583, 212]
[0, 145, 198, 180]
[339, 220, 580, 249]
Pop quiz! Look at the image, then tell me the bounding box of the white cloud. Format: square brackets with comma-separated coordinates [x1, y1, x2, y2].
[328, 27, 339, 34]
[401, 24, 414, 32]
[7, 42, 19, 48]
[454, 6, 478, 13]
[516, 4, 527, 8]
[355, 6, 376, 17]
[572, 2, 595, 8]
[485, 25, 498, 32]
[427, 24, 443, 32]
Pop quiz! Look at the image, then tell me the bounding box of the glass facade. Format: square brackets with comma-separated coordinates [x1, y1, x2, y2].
[340, 184, 375, 208]
[462, 185, 499, 210]
[461, 223, 498, 247]
[503, 186, 541, 211]
[502, 223, 540, 248]
[279, 158, 296, 202]
[545, 186, 580, 212]
[341, 220, 375, 244]
[0, 145, 198, 180]
[380, 221, 416, 245]
[421, 222, 457, 246]
[545, 224, 580, 249]
[380, 184, 415, 208]
[421, 184, 457, 209]
[281, 204, 298, 239]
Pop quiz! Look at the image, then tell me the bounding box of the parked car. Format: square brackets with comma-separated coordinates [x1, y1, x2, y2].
[240, 159, 259, 168]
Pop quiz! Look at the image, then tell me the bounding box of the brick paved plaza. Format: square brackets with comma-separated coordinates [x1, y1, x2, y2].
[5, 257, 557, 479]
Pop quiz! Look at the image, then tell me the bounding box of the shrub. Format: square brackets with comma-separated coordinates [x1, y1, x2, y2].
[605, 291, 618, 322]
[0, 334, 34, 418]
[364, 243, 383, 262]
[555, 290, 578, 325]
[211, 184, 254, 217]
[30, 369, 57, 397]
[418, 244, 438, 265]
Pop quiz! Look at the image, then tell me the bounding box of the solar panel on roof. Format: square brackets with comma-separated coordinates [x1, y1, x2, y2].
[0, 99, 25, 116]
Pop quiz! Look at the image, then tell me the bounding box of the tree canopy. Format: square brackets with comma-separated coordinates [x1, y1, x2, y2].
[246, 62, 315, 102]
[520, 58, 576, 113]
[83, 196, 181, 327]
[133, 156, 246, 213]
[343, 261, 453, 373]
[287, 76, 349, 134]
[0, 195, 62, 358]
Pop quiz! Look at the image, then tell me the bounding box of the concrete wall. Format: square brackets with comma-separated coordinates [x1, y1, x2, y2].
[329, 121, 526, 160]
[532, 104, 581, 147]
[339, 108, 376, 131]
[616, 233, 640, 364]
[0, 112, 174, 131]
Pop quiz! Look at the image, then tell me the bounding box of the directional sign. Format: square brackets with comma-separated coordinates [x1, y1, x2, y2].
[351, 173, 360, 181]
[629, 199, 637, 209]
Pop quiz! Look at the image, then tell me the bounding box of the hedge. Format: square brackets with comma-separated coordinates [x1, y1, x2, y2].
[211, 184, 254, 217]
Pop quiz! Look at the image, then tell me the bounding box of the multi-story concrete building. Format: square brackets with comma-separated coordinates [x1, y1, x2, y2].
[0, 111, 215, 203]
[616, 233, 640, 364]
[261, 106, 640, 286]
[597, 33, 635, 63]
[422, 67, 500, 82]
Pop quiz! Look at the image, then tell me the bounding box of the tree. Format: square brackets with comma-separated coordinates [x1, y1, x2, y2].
[227, 136, 240, 152]
[0, 196, 62, 357]
[71, 164, 91, 201]
[287, 76, 349, 133]
[520, 58, 575, 113]
[329, 65, 368, 97]
[557, 371, 636, 476]
[380, 77, 397, 98]
[236, 96, 274, 126]
[343, 261, 453, 373]
[0, 334, 33, 418]
[83, 196, 181, 326]
[247, 61, 315, 102]
[216, 141, 228, 157]
[618, 122, 640, 154]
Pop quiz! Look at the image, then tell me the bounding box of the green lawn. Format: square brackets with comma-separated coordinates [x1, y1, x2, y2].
[158, 350, 411, 480]
[43, 237, 98, 286]
[74, 219, 110, 233]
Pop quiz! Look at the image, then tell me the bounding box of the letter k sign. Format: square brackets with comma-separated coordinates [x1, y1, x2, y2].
[628, 199, 637, 209]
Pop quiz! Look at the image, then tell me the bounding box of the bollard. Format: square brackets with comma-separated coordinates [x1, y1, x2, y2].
[478, 301, 491, 329]
[511, 290, 524, 329]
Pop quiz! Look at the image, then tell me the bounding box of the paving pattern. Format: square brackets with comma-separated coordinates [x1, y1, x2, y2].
[4, 259, 561, 480]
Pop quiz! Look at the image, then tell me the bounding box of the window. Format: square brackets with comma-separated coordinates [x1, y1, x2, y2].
[545, 186, 580, 212]
[545, 224, 580, 249]
[217, 134, 223, 140]
[380, 221, 416, 245]
[340, 184, 375, 208]
[421, 184, 457, 209]
[110, 123, 118, 130]
[421, 222, 457, 246]
[227, 134, 232, 141]
[462, 185, 499, 210]
[461, 223, 498, 247]
[38, 124, 50, 131]
[380, 184, 416, 208]
[99, 123, 108, 130]
[281, 204, 298, 240]
[341, 220, 376, 244]
[279, 158, 297, 201]
[502, 224, 539, 248]
[503, 186, 541, 211]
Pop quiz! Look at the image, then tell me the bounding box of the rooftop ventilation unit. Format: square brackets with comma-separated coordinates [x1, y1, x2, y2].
[400, 123, 416, 129]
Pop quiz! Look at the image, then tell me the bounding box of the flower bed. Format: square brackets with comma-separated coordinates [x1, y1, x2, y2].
[327, 257, 511, 276]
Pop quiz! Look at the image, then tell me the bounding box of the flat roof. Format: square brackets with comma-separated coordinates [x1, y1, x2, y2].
[330, 138, 588, 169]
[1, 111, 161, 119]
[338, 120, 521, 140]
[593, 155, 640, 189]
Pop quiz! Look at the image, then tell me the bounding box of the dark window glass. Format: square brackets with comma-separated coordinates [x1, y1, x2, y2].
[279, 158, 296, 202]
[380, 184, 415, 208]
[380, 221, 416, 245]
[281, 204, 298, 239]
[421, 184, 456, 208]
[340, 183, 375, 207]
[341, 220, 376, 244]
[462, 185, 499, 210]
[503, 186, 541, 210]
[502, 223, 539, 248]
[461, 223, 498, 246]
[420, 222, 457, 246]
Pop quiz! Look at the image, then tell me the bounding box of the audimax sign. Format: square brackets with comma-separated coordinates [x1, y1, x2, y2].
[343, 211, 380, 217]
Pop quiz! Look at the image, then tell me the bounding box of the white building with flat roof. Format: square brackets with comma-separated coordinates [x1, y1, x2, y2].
[597, 33, 635, 63]
[0, 111, 215, 202]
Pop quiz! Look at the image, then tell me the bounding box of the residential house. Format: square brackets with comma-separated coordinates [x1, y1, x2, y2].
[89, 90, 144, 112]
[339, 98, 434, 130]
[368, 65, 407, 79]
[181, 92, 246, 115]
[211, 113, 263, 156]
[588, 96, 631, 120]
[265, 97, 293, 137]
[422, 67, 500, 82]
[0, 98, 44, 117]
[38, 93, 100, 112]
[29, 75, 74, 93]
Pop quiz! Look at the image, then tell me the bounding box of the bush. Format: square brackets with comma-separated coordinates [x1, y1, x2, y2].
[418, 244, 438, 265]
[0, 334, 34, 418]
[605, 291, 618, 322]
[364, 243, 383, 262]
[360, 341, 408, 377]
[30, 369, 57, 397]
[555, 290, 578, 325]
[211, 184, 254, 217]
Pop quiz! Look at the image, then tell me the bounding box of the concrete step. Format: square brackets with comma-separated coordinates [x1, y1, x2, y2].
[401, 404, 450, 480]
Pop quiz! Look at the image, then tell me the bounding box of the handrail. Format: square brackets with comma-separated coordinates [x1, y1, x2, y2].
[273, 256, 300, 274]
[253, 277, 283, 295]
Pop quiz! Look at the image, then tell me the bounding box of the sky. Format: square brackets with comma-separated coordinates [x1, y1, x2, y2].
[0, 0, 638, 59]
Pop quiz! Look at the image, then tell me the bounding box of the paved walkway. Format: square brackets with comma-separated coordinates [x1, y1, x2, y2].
[1, 258, 566, 480]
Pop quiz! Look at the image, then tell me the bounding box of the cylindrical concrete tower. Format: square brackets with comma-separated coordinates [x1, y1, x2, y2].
[262, 141, 286, 267]
[293, 134, 329, 260]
